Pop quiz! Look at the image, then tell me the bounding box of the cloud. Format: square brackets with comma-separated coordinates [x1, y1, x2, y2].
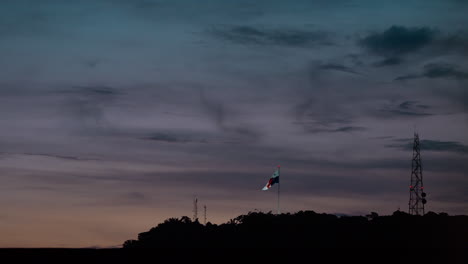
[373, 57, 403, 67]
[399, 101, 430, 110]
[293, 99, 315, 120]
[334, 126, 367, 132]
[199, 89, 260, 142]
[361, 26, 468, 68]
[199, 89, 225, 129]
[123, 192, 149, 202]
[292, 98, 366, 134]
[303, 126, 367, 134]
[83, 58, 101, 68]
[394, 74, 418, 81]
[435, 30, 468, 55]
[60, 86, 119, 97]
[378, 100, 432, 117]
[142, 132, 207, 144]
[386, 139, 468, 154]
[210, 25, 331, 47]
[359, 25, 436, 56]
[0, 3, 56, 37]
[294, 100, 349, 132]
[423, 63, 468, 79]
[318, 63, 360, 75]
[422, 139, 468, 154]
[143, 133, 188, 143]
[395, 63, 468, 81]
[0, 152, 98, 161]
[57, 85, 120, 127]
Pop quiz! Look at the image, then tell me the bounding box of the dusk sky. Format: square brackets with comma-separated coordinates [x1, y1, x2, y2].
[1, 0, 467, 248]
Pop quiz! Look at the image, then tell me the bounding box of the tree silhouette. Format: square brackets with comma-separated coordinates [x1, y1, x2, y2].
[123, 211, 468, 248]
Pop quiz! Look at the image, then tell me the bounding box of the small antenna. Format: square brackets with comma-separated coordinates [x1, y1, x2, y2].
[193, 197, 198, 222]
[203, 205, 207, 225]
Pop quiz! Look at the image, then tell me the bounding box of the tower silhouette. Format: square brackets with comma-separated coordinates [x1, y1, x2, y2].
[203, 205, 207, 225]
[408, 133, 427, 215]
[193, 197, 198, 221]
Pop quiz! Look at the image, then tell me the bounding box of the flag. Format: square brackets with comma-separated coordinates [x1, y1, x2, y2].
[262, 167, 280, 191]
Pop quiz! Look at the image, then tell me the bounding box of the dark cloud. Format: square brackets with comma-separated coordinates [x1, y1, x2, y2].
[69, 86, 119, 96]
[210, 25, 331, 47]
[421, 140, 468, 154]
[143, 133, 188, 143]
[395, 63, 468, 81]
[199, 89, 260, 142]
[1, 152, 98, 161]
[370, 136, 394, 140]
[345, 54, 365, 67]
[293, 99, 315, 121]
[58, 86, 120, 126]
[378, 100, 432, 117]
[359, 25, 436, 56]
[318, 63, 360, 75]
[361, 26, 468, 69]
[83, 58, 100, 68]
[423, 63, 468, 79]
[199, 90, 225, 128]
[436, 31, 468, 55]
[0, 5, 55, 37]
[142, 132, 207, 144]
[303, 126, 367, 134]
[322, 151, 468, 173]
[382, 109, 432, 117]
[431, 192, 468, 204]
[373, 57, 403, 67]
[293, 100, 363, 134]
[293, 98, 355, 129]
[334, 126, 367, 132]
[386, 139, 468, 154]
[394, 74, 419, 81]
[399, 101, 429, 110]
[293, 99, 364, 133]
[124, 192, 148, 202]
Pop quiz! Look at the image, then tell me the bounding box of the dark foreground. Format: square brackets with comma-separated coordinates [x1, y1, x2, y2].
[1, 211, 466, 263]
[1, 210, 467, 255]
[123, 210, 468, 248]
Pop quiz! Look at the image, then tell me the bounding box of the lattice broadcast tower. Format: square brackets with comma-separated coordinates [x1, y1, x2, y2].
[408, 133, 427, 215]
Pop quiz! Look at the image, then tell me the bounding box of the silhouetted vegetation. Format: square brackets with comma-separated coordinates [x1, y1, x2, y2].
[123, 211, 468, 248]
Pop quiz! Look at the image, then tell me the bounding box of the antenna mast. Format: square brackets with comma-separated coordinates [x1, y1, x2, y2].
[203, 205, 207, 225]
[408, 133, 427, 215]
[193, 197, 198, 221]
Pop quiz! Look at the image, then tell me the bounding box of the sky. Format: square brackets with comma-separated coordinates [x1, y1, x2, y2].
[0, 0, 467, 248]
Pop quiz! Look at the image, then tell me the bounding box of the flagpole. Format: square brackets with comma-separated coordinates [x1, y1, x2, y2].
[277, 165, 280, 215]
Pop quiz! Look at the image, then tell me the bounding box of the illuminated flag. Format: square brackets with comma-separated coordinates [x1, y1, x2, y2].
[262, 167, 280, 191]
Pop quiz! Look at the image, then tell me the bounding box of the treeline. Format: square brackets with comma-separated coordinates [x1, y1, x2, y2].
[123, 211, 468, 248]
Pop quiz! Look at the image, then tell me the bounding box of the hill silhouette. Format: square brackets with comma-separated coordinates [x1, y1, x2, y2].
[123, 210, 468, 248]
